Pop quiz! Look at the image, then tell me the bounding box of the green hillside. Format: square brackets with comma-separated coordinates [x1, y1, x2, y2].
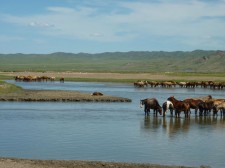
[0, 50, 224, 73]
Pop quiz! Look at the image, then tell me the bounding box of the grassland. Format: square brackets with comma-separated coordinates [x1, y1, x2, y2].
[2, 71, 225, 83]
[0, 50, 225, 73]
[0, 81, 22, 94]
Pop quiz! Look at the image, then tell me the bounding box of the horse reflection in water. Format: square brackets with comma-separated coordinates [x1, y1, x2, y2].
[141, 115, 225, 138]
[194, 115, 225, 127]
[141, 116, 190, 137]
[143, 116, 162, 130]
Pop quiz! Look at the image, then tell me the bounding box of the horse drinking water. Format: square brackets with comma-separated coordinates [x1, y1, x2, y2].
[167, 96, 190, 118]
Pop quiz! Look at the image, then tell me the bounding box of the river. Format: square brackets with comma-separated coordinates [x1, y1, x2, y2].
[0, 80, 225, 167]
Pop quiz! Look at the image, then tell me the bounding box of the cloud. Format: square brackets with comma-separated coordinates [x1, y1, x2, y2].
[29, 21, 54, 28]
[1, 0, 225, 46]
[89, 32, 104, 37]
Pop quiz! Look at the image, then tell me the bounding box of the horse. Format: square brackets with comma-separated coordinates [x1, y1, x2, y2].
[183, 98, 204, 115]
[162, 100, 174, 117]
[167, 96, 190, 118]
[134, 81, 148, 87]
[213, 102, 225, 116]
[91, 92, 104, 96]
[59, 77, 64, 83]
[198, 100, 214, 116]
[147, 81, 159, 87]
[140, 98, 162, 116]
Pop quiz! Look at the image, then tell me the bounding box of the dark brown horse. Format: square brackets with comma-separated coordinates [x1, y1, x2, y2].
[183, 98, 204, 115]
[140, 98, 162, 116]
[167, 96, 190, 118]
[91, 92, 104, 96]
[59, 77, 64, 83]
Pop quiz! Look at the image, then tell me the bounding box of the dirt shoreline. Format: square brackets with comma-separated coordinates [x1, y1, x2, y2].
[0, 90, 131, 102]
[0, 158, 202, 168]
[2, 71, 225, 81]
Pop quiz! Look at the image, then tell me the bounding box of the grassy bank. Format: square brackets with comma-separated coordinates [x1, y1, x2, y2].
[2, 71, 225, 83]
[0, 81, 22, 94]
[0, 50, 225, 73]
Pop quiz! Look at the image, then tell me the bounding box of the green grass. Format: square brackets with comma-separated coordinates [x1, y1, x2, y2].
[165, 72, 225, 77]
[0, 81, 22, 94]
[0, 75, 13, 80]
[0, 50, 224, 73]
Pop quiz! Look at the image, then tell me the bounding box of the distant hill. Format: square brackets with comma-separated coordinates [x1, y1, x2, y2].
[0, 50, 224, 73]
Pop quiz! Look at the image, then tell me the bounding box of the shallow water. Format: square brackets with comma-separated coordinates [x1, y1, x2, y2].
[1, 81, 225, 167]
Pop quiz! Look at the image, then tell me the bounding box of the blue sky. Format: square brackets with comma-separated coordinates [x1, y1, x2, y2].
[0, 0, 225, 54]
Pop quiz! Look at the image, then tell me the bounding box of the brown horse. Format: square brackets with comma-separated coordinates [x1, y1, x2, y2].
[91, 92, 104, 96]
[59, 77, 64, 83]
[134, 81, 148, 87]
[183, 98, 204, 115]
[213, 102, 225, 116]
[140, 98, 162, 116]
[167, 96, 190, 118]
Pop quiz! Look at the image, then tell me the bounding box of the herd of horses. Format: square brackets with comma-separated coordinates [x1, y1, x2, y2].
[14, 75, 64, 82]
[134, 80, 225, 90]
[140, 95, 225, 118]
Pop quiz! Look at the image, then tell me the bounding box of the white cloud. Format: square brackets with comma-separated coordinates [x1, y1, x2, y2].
[29, 21, 54, 28]
[1, 0, 225, 46]
[89, 32, 104, 37]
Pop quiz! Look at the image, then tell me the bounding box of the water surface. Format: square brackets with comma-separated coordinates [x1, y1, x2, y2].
[0, 81, 225, 167]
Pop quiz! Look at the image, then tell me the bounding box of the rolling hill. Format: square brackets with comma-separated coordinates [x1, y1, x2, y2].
[0, 50, 224, 73]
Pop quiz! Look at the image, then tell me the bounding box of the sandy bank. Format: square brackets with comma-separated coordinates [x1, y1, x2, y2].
[2, 71, 225, 81]
[0, 90, 131, 102]
[0, 158, 200, 168]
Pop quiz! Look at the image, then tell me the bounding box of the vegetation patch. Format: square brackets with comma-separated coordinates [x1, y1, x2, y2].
[0, 50, 224, 73]
[0, 81, 22, 94]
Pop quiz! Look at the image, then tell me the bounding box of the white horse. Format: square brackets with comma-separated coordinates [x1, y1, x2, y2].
[162, 100, 174, 116]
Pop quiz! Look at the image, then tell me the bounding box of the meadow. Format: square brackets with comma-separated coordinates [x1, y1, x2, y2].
[0, 50, 224, 73]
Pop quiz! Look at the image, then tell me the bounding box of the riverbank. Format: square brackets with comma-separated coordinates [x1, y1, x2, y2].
[1, 71, 225, 82]
[0, 158, 203, 168]
[0, 89, 131, 102]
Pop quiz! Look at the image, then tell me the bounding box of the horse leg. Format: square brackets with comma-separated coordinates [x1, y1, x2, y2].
[148, 109, 150, 116]
[184, 111, 187, 118]
[170, 109, 173, 116]
[163, 111, 166, 117]
[175, 110, 178, 118]
[188, 110, 191, 118]
[195, 108, 198, 115]
[145, 107, 148, 116]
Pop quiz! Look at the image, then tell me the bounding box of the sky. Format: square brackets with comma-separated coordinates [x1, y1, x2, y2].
[0, 0, 225, 54]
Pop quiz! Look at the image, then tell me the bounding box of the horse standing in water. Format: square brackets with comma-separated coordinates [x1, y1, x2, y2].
[183, 98, 204, 115]
[140, 98, 162, 116]
[162, 101, 174, 117]
[167, 96, 190, 118]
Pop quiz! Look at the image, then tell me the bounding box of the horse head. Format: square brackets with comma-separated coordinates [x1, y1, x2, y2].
[167, 96, 175, 102]
[140, 99, 145, 108]
[158, 106, 162, 115]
